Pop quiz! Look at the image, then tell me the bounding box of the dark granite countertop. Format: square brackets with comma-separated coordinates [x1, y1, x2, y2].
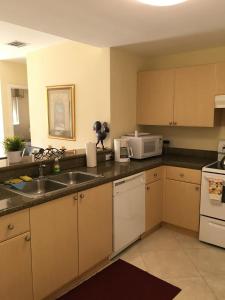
[0, 153, 215, 217]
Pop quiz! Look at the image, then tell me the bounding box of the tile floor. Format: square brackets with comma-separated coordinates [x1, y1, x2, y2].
[119, 225, 225, 300]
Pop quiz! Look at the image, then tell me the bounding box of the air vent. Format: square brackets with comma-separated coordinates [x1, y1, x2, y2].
[7, 41, 27, 48]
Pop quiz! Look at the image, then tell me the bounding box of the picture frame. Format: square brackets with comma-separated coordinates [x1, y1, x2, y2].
[47, 84, 76, 140]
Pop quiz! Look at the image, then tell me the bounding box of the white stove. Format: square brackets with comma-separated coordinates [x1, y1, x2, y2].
[202, 161, 225, 175]
[199, 140, 225, 248]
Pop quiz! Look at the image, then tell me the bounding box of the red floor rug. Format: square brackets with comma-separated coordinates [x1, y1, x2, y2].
[58, 259, 181, 300]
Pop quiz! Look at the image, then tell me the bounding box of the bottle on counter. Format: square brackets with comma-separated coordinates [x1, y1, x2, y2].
[53, 158, 60, 174]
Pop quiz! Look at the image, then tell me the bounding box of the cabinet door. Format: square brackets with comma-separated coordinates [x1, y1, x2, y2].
[0, 233, 33, 300]
[215, 62, 225, 94]
[164, 179, 200, 231]
[137, 69, 174, 125]
[174, 64, 216, 127]
[78, 183, 112, 274]
[146, 180, 163, 232]
[30, 195, 78, 300]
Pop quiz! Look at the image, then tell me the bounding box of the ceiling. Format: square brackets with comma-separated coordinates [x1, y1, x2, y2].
[117, 30, 225, 57]
[0, 0, 225, 57]
[0, 21, 66, 61]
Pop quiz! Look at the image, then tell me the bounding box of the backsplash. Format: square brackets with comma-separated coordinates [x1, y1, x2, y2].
[0, 149, 113, 183]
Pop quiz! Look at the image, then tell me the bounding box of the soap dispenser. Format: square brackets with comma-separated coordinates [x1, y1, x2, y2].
[53, 158, 60, 174]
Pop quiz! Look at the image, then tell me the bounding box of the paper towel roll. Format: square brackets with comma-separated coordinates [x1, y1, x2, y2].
[85, 142, 97, 167]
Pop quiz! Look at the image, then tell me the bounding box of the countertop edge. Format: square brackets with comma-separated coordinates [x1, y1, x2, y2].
[0, 157, 212, 217]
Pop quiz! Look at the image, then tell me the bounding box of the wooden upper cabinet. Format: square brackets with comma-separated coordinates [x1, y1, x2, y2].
[174, 64, 216, 127]
[215, 62, 225, 94]
[137, 69, 174, 125]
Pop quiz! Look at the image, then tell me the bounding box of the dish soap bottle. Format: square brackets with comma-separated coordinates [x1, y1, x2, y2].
[53, 158, 60, 174]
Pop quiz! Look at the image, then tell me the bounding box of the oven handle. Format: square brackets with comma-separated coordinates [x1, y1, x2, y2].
[209, 221, 225, 231]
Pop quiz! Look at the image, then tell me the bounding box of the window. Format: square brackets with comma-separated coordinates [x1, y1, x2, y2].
[12, 97, 20, 125]
[11, 88, 24, 126]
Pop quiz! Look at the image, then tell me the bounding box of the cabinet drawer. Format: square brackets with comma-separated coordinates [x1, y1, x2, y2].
[0, 209, 30, 242]
[166, 166, 201, 184]
[145, 167, 162, 183]
[200, 216, 225, 248]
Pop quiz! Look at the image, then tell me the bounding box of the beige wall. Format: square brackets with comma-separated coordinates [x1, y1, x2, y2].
[27, 41, 110, 149]
[27, 42, 225, 151]
[143, 45, 225, 70]
[110, 48, 144, 139]
[139, 45, 225, 151]
[0, 61, 27, 138]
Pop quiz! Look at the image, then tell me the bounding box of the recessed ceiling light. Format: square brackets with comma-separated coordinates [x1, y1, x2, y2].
[138, 0, 187, 6]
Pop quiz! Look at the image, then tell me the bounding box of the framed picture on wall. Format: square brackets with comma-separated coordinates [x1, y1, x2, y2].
[47, 84, 76, 140]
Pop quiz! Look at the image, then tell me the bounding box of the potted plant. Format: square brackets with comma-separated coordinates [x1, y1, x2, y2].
[3, 136, 25, 163]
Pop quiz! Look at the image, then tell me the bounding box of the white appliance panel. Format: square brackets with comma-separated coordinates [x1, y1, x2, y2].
[113, 173, 145, 254]
[201, 172, 225, 221]
[122, 135, 162, 159]
[199, 215, 225, 248]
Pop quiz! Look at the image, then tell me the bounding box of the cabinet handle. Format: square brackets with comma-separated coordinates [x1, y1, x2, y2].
[73, 194, 78, 201]
[195, 186, 200, 191]
[25, 235, 31, 242]
[173, 122, 177, 125]
[80, 193, 85, 199]
[146, 186, 150, 191]
[154, 173, 158, 177]
[169, 122, 172, 126]
[180, 173, 184, 178]
[8, 224, 14, 230]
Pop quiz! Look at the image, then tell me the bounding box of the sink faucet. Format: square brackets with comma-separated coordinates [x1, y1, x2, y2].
[38, 163, 46, 178]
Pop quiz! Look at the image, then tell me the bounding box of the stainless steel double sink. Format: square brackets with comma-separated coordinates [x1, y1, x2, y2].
[2, 171, 103, 198]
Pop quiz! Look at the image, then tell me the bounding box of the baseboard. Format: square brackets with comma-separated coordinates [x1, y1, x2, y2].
[162, 222, 199, 237]
[47, 258, 112, 300]
[141, 223, 162, 239]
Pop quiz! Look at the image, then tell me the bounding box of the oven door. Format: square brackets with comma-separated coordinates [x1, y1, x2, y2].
[201, 172, 225, 221]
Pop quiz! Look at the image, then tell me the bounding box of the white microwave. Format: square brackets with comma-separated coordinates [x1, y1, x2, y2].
[122, 135, 163, 159]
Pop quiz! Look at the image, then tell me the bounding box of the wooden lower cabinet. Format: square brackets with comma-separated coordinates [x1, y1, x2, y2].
[30, 195, 78, 300]
[0, 232, 33, 300]
[78, 183, 113, 275]
[145, 180, 163, 231]
[163, 179, 200, 231]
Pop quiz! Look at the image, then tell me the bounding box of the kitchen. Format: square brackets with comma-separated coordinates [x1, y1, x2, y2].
[1, 0, 225, 299]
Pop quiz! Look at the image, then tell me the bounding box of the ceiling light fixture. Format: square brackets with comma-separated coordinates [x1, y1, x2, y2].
[138, 0, 187, 6]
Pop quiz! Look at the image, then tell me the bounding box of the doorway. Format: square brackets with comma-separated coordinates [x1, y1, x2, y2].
[10, 86, 31, 143]
[0, 83, 4, 156]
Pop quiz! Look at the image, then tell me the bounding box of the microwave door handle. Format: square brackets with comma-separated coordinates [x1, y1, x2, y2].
[129, 147, 133, 158]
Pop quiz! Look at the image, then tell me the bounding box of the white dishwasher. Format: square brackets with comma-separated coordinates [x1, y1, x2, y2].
[112, 172, 145, 256]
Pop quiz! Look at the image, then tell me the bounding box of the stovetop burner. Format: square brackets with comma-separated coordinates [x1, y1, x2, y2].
[206, 161, 225, 170]
[203, 161, 225, 174]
